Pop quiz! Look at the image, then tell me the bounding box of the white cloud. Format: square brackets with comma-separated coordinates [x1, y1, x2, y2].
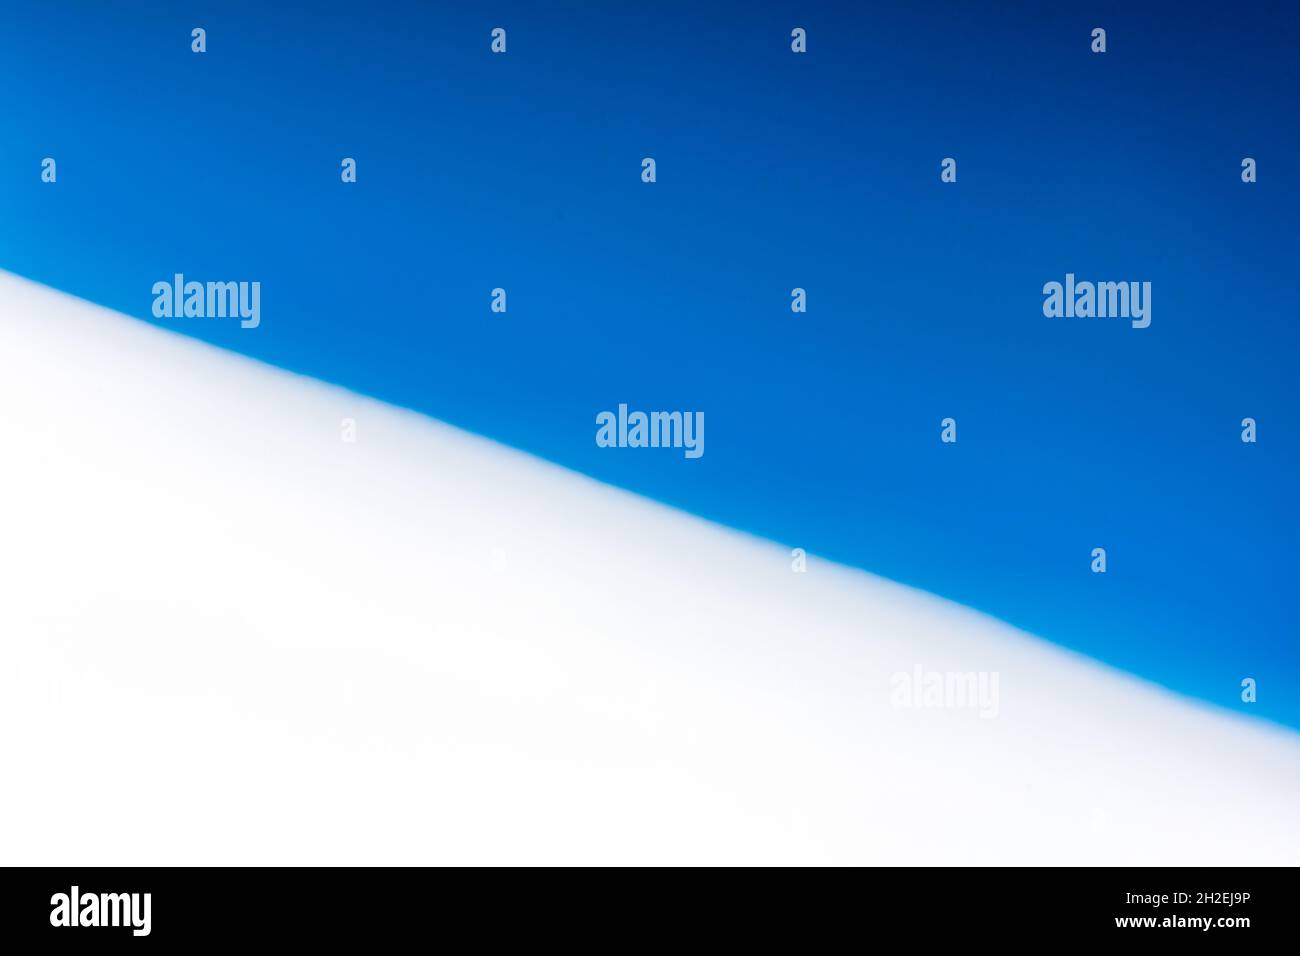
[1, 271, 1296, 865]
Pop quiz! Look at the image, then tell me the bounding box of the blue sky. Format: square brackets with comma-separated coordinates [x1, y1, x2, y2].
[2, 1, 1296, 728]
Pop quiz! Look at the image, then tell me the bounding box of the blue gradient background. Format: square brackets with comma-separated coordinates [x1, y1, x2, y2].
[2, 1, 1296, 727]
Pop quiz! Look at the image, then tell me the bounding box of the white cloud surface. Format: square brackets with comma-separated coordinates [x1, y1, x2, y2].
[1, 271, 1296, 865]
